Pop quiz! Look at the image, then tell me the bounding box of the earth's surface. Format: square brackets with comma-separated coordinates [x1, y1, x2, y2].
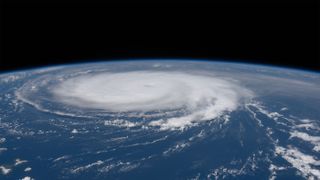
[0, 60, 320, 180]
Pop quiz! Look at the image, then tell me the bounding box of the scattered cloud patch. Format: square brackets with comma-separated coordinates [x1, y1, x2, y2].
[0, 166, 11, 175]
[24, 167, 32, 172]
[71, 160, 104, 174]
[15, 158, 28, 166]
[290, 131, 320, 152]
[0, 148, 7, 153]
[20, 176, 34, 180]
[104, 119, 139, 128]
[275, 146, 320, 178]
[71, 129, 78, 134]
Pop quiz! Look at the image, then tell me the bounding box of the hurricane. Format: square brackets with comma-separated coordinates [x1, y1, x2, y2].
[2, 61, 319, 179]
[17, 70, 253, 130]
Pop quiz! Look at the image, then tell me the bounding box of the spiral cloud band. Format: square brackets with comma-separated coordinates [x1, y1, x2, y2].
[52, 71, 253, 129]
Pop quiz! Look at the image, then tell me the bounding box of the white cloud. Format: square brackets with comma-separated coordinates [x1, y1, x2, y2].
[53, 155, 70, 162]
[14, 158, 28, 166]
[24, 167, 32, 172]
[53, 71, 253, 130]
[71, 129, 78, 134]
[290, 131, 320, 152]
[163, 142, 190, 156]
[269, 164, 286, 180]
[104, 119, 139, 128]
[275, 146, 320, 178]
[71, 160, 104, 174]
[0, 166, 11, 175]
[0, 148, 7, 153]
[20, 176, 34, 180]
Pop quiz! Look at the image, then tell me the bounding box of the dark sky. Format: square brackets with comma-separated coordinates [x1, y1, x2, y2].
[1, 1, 319, 72]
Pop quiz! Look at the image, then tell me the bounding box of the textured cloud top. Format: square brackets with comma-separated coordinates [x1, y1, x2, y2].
[51, 71, 253, 129]
[6, 61, 320, 179]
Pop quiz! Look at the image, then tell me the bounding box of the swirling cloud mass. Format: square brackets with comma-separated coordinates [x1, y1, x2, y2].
[6, 62, 320, 179]
[52, 71, 253, 130]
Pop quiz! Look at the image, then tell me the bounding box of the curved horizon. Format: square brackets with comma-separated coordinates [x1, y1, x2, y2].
[1, 58, 320, 75]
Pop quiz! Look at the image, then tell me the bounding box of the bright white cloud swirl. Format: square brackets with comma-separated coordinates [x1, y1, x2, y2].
[52, 71, 253, 130]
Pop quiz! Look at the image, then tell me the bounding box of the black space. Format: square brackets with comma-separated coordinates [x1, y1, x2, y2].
[0, 1, 319, 72]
